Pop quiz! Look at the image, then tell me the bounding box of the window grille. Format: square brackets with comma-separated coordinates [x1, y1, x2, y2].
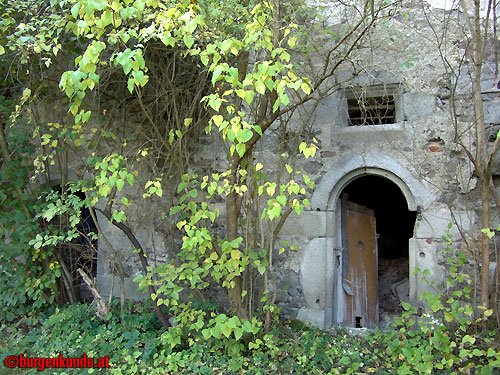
[347, 95, 396, 126]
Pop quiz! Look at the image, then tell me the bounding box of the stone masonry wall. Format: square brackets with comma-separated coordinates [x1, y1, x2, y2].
[77, 2, 500, 329]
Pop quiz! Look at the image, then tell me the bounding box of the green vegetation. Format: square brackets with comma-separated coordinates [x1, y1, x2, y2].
[0, 0, 382, 333]
[1, 0, 500, 373]
[2, 239, 500, 374]
[1, 294, 499, 374]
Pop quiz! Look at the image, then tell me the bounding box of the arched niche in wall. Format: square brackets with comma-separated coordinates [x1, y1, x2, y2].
[35, 172, 98, 304]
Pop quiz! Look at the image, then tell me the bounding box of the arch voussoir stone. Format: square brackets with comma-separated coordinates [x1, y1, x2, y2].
[311, 150, 435, 212]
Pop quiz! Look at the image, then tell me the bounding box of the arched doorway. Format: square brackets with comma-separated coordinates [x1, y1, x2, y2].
[339, 175, 417, 328]
[39, 186, 98, 304]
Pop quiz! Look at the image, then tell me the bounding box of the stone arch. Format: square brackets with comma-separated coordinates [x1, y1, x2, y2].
[329, 167, 416, 211]
[311, 150, 434, 212]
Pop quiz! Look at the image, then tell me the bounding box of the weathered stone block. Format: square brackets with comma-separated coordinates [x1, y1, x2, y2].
[313, 93, 345, 126]
[414, 206, 475, 239]
[299, 237, 337, 316]
[97, 275, 147, 301]
[296, 308, 325, 329]
[402, 92, 436, 120]
[280, 211, 335, 238]
[409, 238, 446, 306]
[484, 100, 500, 124]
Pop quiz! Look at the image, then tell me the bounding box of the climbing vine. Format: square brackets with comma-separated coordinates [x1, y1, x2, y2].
[0, 0, 389, 334]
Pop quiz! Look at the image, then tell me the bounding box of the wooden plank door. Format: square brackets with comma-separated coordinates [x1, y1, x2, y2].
[342, 201, 379, 328]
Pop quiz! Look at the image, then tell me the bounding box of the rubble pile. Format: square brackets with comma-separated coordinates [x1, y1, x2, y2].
[378, 257, 409, 315]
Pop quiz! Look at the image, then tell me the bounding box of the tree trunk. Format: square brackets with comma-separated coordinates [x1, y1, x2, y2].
[225, 166, 249, 319]
[465, 0, 490, 308]
[227, 278, 249, 320]
[480, 176, 491, 308]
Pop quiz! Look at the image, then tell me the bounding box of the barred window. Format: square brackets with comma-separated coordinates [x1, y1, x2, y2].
[347, 95, 396, 126]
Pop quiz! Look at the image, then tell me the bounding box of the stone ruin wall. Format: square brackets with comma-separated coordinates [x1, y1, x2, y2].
[37, 2, 497, 328]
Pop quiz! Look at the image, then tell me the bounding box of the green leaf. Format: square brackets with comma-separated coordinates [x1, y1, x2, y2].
[233, 326, 243, 340]
[236, 144, 246, 158]
[401, 302, 412, 311]
[71, 3, 80, 18]
[253, 125, 262, 136]
[222, 326, 232, 338]
[184, 19, 197, 34]
[116, 179, 125, 191]
[161, 33, 175, 47]
[237, 129, 253, 143]
[183, 34, 195, 49]
[6, 311, 15, 322]
[462, 335, 476, 345]
[132, 70, 148, 87]
[212, 66, 224, 85]
[227, 316, 239, 328]
[266, 184, 276, 196]
[101, 10, 113, 27]
[212, 115, 223, 126]
[236, 89, 245, 99]
[127, 78, 135, 93]
[481, 228, 495, 239]
[276, 195, 287, 206]
[177, 181, 188, 193]
[200, 54, 209, 66]
[339, 356, 351, 365]
[169, 206, 182, 215]
[127, 174, 135, 186]
[301, 81, 311, 95]
[294, 203, 303, 216]
[202, 329, 211, 339]
[444, 312, 454, 322]
[255, 80, 266, 95]
[116, 49, 133, 74]
[244, 90, 254, 105]
[472, 349, 484, 356]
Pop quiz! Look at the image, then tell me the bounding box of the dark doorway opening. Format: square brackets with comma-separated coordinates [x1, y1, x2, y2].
[40, 187, 98, 304]
[72, 190, 98, 301]
[341, 175, 417, 323]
